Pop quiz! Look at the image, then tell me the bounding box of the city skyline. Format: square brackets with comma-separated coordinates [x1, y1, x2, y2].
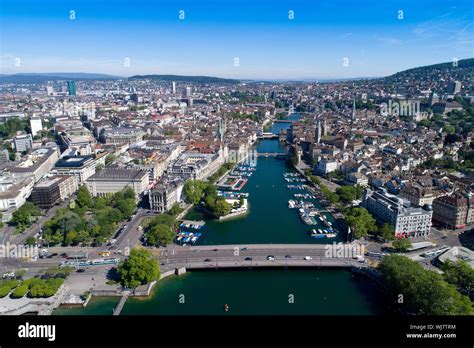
[0, 0, 473, 79]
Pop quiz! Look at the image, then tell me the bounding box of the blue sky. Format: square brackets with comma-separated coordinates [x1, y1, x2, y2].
[0, 0, 473, 79]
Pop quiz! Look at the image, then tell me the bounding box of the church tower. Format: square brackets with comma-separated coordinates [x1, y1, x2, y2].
[315, 120, 322, 144]
[352, 98, 356, 123]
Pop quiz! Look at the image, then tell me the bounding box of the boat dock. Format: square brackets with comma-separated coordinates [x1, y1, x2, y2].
[113, 293, 130, 315]
[180, 220, 206, 228]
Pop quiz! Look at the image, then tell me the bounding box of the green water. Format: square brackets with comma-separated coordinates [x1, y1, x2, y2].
[188, 138, 342, 245]
[120, 269, 383, 315]
[53, 297, 120, 315]
[53, 118, 385, 315]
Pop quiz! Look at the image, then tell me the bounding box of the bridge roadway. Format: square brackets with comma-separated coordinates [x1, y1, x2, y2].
[256, 152, 286, 157]
[154, 244, 367, 273]
[2, 244, 367, 274]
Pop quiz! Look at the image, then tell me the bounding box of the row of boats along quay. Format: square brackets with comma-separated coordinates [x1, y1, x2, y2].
[52, 115, 387, 315]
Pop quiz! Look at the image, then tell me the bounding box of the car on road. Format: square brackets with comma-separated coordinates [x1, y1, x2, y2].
[245, 257, 252, 261]
[241, 247, 248, 251]
[303, 256, 312, 260]
[76, 269, 86, 273]
[46, 253, 58, 259]
[267, 255, 275, 261]
[204, 258, 212, 262]
[285, 255, 292, 258]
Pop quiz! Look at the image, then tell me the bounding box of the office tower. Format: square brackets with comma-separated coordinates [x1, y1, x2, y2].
[46, 86, 54, 96]
[67, 81, 76, 96]
[13, 133, 33, 153]
[30, 117, 43, 137]
[186, 86, 192, 97]
[172, 81, 176, 94]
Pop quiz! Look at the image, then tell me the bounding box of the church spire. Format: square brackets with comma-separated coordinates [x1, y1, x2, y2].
[352, 98, 356, 123]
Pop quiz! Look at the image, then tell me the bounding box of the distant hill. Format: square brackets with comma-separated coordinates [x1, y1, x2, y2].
[129, 74, 240, 84]
[384, 58, 474, 83]
[0, 73, 122, 83]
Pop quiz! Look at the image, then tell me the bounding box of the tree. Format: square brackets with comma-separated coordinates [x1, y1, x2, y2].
[214, 199, 232, 217]
[25, 236, 36, 246]
[379, 223, 395, 241]
[11, 202, 41, 232]
[168, 204, 183, 217]
[379, 255, 472, 315]
[10, 284, 29, 298]
[117, 248, 160, 289]
[183, 180, 207, 204]
[392, 238, 412, 252]
[105, 154, 117, 165]
[0, 286, 10, 298]
[148, 213, 177, 230]
[441, 260, 474, 296]
[336, 186, 357, 203]
[76, 185, 92, 208]
[147, 224, 174, 246]
[344, 207, 377, 239]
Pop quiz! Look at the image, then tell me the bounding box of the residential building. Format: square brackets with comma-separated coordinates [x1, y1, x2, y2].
[316, 158, 339, 174]
[362, 188, 433, 238]
[9, 147, 60, 182]
[0, 176, 35, 221]
[432, 192, 474, 229]
[399, 185, 436, 207]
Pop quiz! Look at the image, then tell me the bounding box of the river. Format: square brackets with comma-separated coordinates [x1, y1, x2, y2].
[54, 115, 386, 315]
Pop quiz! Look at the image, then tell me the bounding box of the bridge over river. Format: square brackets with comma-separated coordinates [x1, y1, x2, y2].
[154, 243, 368, 273]
[256, 152, 286, 158]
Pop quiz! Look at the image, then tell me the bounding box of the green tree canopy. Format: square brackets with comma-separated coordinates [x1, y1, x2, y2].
[11, 202, 41, 232]
[336, 186, 357, 203]
[147, 223, 174, 246]
[183, 180, 207, 204]
[117, 248, 160, 289]
[441, 260, 474, 296]
[379, 223, 395, 241]
[344, 207, 377, 239]
[392, 238, 412, 252]
[379, 255, 472, 315]
[76, 185, 92, 208]
[214, 198, 232, 217]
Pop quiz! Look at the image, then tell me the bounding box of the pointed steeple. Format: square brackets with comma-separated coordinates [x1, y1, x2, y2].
[352, 98, 356, 123]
